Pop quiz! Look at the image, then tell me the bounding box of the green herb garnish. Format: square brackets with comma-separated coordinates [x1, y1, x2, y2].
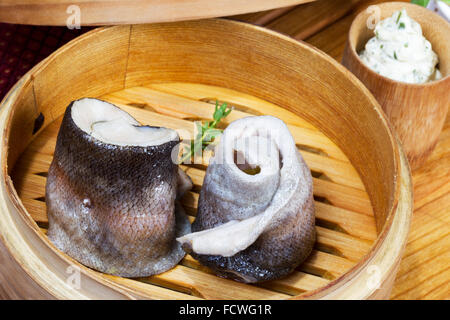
[404, 43, 409, 47]
[399, 22, 405, 29]
[410, 0, 430, 7]
[180, 101, 233, 164]
[396, 11, 402, 23]
[394, 51, 398, 60]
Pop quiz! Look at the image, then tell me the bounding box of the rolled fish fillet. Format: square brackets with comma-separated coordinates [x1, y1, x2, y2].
[46, 98, 192, 277]
[177, 116, 315, 283]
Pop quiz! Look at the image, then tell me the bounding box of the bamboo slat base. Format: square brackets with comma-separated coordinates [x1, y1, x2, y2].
[11, 83, 378, 299]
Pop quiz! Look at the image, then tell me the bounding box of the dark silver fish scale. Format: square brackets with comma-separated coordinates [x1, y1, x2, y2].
[46, 100, 190, 277]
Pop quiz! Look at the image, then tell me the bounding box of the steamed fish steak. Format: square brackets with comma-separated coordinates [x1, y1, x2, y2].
[177, 116, 315, 283]
[46, 98, 192, 277]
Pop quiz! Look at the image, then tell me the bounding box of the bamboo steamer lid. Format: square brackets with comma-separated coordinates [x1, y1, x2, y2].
[0, 0, 316, 26]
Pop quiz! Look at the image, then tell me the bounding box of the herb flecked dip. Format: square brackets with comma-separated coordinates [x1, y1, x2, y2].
[359, 9, 442, 84]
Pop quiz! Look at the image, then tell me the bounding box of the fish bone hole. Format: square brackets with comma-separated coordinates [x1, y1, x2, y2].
[233, 150, 261, 175]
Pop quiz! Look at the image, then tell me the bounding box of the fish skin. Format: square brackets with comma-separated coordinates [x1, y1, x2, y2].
[46, 100, 190, 277]
[182, 116, 315, 283]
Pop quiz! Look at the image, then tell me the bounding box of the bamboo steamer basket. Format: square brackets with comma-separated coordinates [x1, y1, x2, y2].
[0, 20, 412, 299]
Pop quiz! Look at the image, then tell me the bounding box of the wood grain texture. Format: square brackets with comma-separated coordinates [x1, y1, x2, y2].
[230, 6, 296, 25]
[0, 234, 55, 299]
[0, 19, 412, 299]
[265, 0, 361, 40]
[0, 0, 316, 26]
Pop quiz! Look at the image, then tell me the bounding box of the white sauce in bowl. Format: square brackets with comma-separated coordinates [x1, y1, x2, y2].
[359, 9, 442, 84]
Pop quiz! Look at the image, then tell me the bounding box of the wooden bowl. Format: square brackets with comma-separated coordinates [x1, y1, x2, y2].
[0, 20, 412, 299]
[342, 2, 450, 171]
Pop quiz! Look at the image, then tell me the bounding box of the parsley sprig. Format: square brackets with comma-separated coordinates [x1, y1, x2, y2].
[179, 101, 233, 164]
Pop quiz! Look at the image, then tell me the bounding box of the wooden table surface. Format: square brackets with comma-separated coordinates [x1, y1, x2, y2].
[231, 0, 449, 300]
